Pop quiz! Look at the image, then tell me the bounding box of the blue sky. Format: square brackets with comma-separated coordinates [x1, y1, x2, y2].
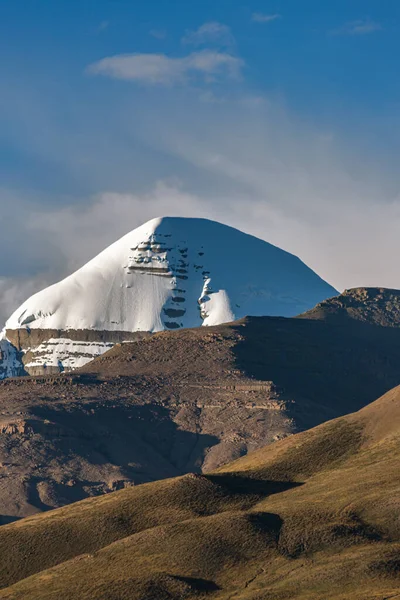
[1, 0, 400, 322]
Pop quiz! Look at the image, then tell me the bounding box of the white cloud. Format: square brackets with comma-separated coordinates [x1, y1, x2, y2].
[28, 181, 206, 269]
[0, 276, 54, 326]
[149, 29, 167, 40]
[182, 22, 235, 49]
[251, 13, 281, 23]
[87, 50, 244, 85]
[332, 19, 382, 36]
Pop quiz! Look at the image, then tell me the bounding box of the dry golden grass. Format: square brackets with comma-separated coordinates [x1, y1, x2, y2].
[1, 385, 400, 599]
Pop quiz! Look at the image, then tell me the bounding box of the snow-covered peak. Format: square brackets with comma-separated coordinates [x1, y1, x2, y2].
[6, 217, 337, 333]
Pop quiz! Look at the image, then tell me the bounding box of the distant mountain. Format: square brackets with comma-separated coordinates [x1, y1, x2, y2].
[299, 286, 400, 327]
[1, 383, 399, 599]
[1, 312, 400, 521]
[1, 217, 336, 377]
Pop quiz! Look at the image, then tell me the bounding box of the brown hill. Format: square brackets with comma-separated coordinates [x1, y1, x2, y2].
[1, 313, 400, 521]
[0, 385, 399, 599]
[299, 286, 400, 327]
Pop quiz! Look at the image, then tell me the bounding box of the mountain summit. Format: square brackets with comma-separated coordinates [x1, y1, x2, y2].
[2, 217, 336, 375]
[6, 217, 336, 331]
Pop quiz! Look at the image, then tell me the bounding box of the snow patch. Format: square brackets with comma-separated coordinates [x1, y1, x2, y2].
[202, 289, 235, 326]
[24, 338, 114, 371]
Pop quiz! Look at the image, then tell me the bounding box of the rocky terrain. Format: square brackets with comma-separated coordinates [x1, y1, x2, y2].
[3, 329, 151, 377]
[0, 216, 336, 377]
[300, 286, 400, 326]
[0, 382, 399, 599]
[1, 308, 400, 521]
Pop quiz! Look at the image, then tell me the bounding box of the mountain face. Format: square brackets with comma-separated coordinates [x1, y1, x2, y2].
[1, 384, 399, 599]
[1, 217, 336, 377]
[1, 313, 400, 521]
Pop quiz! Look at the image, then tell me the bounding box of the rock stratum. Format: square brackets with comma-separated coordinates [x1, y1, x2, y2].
[0, 216, 336, 377]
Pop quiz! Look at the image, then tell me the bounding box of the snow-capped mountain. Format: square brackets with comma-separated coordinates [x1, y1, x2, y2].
[1, 217, 337, 376]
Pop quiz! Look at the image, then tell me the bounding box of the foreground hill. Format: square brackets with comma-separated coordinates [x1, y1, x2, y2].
[1, 313, 400, 520]
[0, 385, 399, 599]
[1, 216, 336, 377]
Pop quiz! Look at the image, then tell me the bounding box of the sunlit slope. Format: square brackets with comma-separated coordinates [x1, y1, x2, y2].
[1, 385, 399, 599]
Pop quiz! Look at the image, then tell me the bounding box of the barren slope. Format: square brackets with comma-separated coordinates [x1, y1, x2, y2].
[0, 385, 399, 599]
[299, 286, 400, 327]
[1, 315, 400, 521]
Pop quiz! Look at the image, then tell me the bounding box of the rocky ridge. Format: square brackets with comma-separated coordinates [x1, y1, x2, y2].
[300, 286, 400, 327]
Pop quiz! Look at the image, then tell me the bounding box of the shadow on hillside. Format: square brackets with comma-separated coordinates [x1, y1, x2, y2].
[29, 402, 219, 480]
[0, 515, 21, 525]
[231, 317, 400, 421]
[170, 575, 220, 592]
[69, 373, 102, 385]
[206, 473, 302, 497]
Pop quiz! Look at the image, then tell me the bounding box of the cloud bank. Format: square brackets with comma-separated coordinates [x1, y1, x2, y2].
[87, 50, 243, 85]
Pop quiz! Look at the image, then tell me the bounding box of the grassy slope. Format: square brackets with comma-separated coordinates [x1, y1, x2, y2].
[0, 387, 400, 599]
